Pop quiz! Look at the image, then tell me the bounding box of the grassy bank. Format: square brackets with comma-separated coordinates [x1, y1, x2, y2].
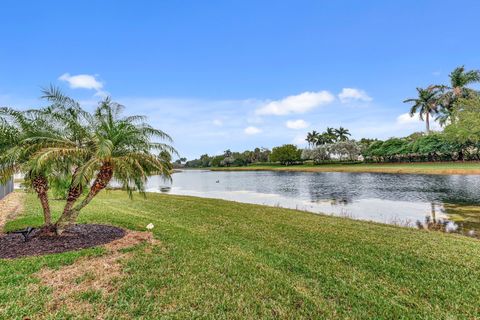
[1, 191, 480, 318]
[210, 162, 480, 175]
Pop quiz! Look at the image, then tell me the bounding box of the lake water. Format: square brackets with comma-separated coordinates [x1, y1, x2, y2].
[146, 170, 480, 236]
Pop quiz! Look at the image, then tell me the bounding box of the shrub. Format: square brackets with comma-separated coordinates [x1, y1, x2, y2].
[270, 144, 302, 165]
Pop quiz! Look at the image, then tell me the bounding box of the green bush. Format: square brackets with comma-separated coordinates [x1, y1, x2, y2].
[270, 144, 302, 165]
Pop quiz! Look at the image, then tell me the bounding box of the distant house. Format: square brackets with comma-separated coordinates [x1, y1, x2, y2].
[0, 177, 14, 201]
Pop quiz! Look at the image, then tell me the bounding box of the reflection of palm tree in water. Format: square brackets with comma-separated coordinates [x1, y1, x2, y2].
[418, 202, 479, 238]
[440, 202, 480, 236]
[330, 198, 350, 205]
[417, 202, 448, 232]
[431, 202, 436, 223]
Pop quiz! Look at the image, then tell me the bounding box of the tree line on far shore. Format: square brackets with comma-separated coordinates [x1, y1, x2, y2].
[184, 66, 480, 167]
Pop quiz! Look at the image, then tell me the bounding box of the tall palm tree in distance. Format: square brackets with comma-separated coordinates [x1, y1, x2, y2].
[403, 86, 442, 133]
[325, 127, 338, 143]
[314, 134, 326, 146]
[335, 127, 351, 141]
[305, 130, 319, 148]
[437, 66, 480, 125]
[449, 65, 480, 98]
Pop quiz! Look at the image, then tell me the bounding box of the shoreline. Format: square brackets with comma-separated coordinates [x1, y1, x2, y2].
[207, 162, 480, 175]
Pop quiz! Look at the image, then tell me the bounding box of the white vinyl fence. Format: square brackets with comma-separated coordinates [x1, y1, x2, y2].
[0, 178, 14, 200]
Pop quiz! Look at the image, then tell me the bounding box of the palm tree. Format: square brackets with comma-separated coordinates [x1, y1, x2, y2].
[2, 90, 176, 234]
[435, 106, 452, 127]
[305, 130, 319, 148]
[335, 127, 351, 141]
[438, 66, 480, 124]
[312, 131, 321, 146]
[223, 149, 232, 157]
[449, 66, 480, 98]
[315, 133, 332, 146]
[324, 127, 338, 143]
[403, 87, 442, 133]
[38, 86, 95, 222]
[0, 107, 58, 227]
[50, 98, 176, 233]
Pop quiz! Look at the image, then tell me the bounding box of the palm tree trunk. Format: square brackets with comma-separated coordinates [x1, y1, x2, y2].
[61, 168, 83, 216]
[55, 162, 113, 234]
[453, 86, 462, 98]
[431, 203, 436, 223]
[32, 175, 52, 226]
[426, 112, 430, 133]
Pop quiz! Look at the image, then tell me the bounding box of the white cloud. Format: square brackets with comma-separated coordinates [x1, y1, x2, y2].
[396, 112, 442, 131]
[244, 126, 262, 135]
[59, 73, 108, 97]
[397, 112, 420, 125]
[59, 73, 103, 90]
[286, 119, 309, 129]
[213, 119, 223, 126]
[338, 88, 372, 103]
[292, 134, 307, 146]
[255, 91, 335, 116]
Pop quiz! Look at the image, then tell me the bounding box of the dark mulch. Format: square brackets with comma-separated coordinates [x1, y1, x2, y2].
[0, 224, 126, 259]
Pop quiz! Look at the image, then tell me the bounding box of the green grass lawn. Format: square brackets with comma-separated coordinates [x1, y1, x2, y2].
[211, 162, 480, 175]
[2, 191, 480, 319]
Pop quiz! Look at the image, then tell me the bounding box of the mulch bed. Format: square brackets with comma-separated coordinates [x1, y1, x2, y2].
[0, 224, 126, 259]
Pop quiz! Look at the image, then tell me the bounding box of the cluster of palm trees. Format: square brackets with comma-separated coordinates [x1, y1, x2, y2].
[404, 66, 480, 133]
[0, 87, 175, 235]
[305, 127, 351, 148]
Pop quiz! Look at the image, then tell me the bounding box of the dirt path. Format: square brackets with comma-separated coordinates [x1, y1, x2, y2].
[0, 192, 25, 232]
[33, 231, 160, 317]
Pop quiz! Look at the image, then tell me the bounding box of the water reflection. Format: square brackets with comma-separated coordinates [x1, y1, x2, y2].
[145, 170, 480, 236]
[439, 203, 480, 237]
[159, 186, 171, 193]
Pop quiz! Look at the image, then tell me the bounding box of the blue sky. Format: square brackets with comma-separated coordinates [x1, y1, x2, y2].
[1, 0, 480, 159]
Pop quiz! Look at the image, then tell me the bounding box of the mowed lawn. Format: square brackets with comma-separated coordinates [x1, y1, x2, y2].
[1, 191, 480, 319]
[211, 162, 480, 175]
